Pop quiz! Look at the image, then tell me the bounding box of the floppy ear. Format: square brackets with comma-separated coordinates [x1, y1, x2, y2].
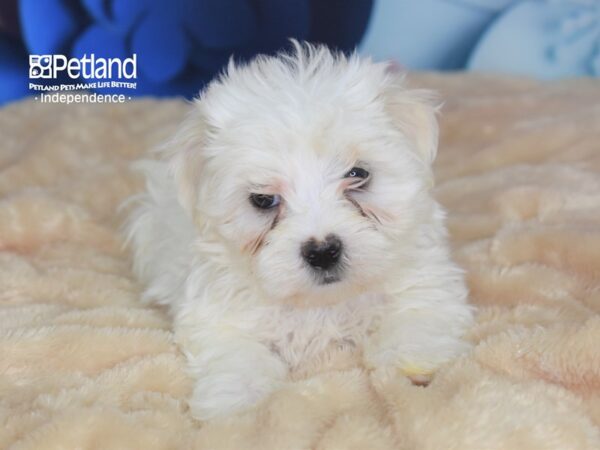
[385, 85, 440, 166]
[163, 107, 207, 217]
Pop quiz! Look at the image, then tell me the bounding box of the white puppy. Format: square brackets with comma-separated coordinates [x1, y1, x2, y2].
[126, 43, 474, 421]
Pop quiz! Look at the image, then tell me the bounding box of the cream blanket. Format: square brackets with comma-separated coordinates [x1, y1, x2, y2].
[1, 74, 599, 449]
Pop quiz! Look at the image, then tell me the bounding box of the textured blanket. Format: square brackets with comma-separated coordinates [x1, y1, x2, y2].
[1, 74, 599, 449]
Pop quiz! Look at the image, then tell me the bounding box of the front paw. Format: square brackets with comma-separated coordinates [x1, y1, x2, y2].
[363, 334, 471, 383]
[366, 354, 435, 385]
[178, 328, 289, 421]
[188, 356, 287, 421]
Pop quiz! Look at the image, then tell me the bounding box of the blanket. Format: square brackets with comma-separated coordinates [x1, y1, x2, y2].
[1, 74, 599, 449]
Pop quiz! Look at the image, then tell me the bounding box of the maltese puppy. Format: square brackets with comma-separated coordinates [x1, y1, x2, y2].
[126, 43, 473, 420]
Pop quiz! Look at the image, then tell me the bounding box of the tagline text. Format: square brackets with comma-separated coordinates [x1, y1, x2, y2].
[29, 81, 137, 91]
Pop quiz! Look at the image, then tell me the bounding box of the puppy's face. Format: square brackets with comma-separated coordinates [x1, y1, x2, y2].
[170, 49, 439, 305]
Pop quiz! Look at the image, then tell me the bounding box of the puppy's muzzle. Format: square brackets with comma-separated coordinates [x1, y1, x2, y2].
[301, 234, 343, 282]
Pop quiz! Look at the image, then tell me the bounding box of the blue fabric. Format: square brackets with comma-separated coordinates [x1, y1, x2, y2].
[468, 1, 600, 78]
[131, 13, 190, 83]
[0, 0, 373, 104]
[360, 0, 600, 78]
[360, 0, 518, 69]
[19, 0, 82, 55]
[0, 36, 29, 104]
[3, 0, 597, 105]
[185, 0, 258, 49]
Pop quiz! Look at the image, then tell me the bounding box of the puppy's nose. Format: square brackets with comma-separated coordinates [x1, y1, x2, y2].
[301, 234, 343, 271]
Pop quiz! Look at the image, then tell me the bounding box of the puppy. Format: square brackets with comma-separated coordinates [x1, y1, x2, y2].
[126, 43, 474, 420]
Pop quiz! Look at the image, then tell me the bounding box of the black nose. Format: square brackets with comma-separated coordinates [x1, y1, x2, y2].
[301, 235, 343, 271]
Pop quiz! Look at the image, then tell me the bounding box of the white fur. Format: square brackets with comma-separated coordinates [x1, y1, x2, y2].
[125, 43, 474, 420]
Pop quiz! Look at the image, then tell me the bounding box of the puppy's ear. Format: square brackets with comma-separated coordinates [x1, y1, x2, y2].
[385, 83, 440, 166]
[164, 108, 207, 217]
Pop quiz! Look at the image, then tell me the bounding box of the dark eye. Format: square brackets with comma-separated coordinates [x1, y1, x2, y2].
[345, 167, 369, 179]
[249, 193, 281, 210]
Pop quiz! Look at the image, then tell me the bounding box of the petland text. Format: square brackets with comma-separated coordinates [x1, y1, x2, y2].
[29, 54, 137, 80]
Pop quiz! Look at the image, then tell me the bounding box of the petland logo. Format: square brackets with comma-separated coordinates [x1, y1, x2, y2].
[29, 54, 138, 104]
[29, 54, 137, 79]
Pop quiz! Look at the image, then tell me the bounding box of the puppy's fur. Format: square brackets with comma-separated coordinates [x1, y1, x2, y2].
[126, 43, 474, 420]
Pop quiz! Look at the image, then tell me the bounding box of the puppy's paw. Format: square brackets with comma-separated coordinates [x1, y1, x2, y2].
[189, 373, 273, 420]
[406, 372, 433, 387]
[368, 357, 434, 386]
[188, 356, 287, 421]
[363, 334, 471, 385]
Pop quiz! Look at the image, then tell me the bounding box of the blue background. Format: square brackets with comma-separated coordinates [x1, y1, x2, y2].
[1, 0, 599, 105]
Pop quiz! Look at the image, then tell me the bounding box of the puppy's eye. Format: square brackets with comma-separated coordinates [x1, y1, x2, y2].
[345, 167, 369, 179]
[250, 193, 281, 210]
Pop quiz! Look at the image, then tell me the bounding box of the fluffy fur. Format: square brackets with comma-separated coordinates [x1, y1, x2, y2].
[126, 44, 474, 420]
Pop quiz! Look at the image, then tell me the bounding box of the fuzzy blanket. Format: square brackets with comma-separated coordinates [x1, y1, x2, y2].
[1, 74, 599, 450]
